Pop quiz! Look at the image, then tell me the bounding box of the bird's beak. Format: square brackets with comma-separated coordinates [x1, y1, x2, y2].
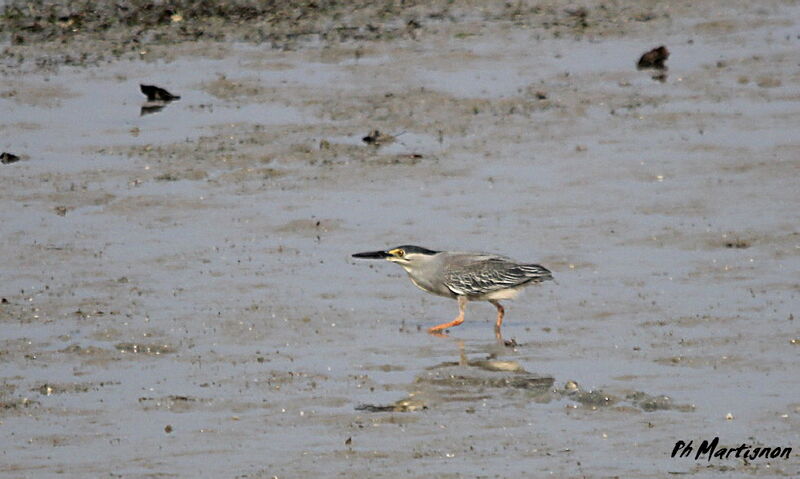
[352, 250, 391, 259]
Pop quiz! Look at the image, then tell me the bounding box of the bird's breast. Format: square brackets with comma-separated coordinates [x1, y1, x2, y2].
[407, 272, 455, 299]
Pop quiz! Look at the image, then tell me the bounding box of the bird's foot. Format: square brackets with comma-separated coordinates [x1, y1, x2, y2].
[427, 328, 450, 338]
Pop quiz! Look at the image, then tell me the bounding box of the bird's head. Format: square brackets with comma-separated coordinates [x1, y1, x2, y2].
[352, 245, 439, 267]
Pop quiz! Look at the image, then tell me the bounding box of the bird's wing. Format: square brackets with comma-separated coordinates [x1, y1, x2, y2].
[442, 256, 552, 296]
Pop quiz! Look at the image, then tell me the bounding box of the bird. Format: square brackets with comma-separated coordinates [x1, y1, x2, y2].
[352, 245, 553, 336]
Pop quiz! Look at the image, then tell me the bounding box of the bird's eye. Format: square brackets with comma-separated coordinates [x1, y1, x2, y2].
[396, 250, 405, 257]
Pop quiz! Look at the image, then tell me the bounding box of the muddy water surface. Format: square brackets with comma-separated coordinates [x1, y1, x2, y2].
[1, 2, 799, 477]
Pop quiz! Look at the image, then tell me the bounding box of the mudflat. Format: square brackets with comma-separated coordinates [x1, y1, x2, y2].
[1, 1, 798, 477]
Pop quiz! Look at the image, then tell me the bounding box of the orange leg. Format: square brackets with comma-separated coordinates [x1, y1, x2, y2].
[489, 300, 505, 331]
[428, 296, 468, 334]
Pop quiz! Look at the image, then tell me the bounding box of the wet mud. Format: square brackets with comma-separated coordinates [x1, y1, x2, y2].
[1, 0, 799, 477]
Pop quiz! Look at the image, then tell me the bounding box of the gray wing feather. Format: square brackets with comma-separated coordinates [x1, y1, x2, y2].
[443, 256, 552, 296]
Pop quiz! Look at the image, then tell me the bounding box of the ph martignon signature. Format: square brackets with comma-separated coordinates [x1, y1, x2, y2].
[672, 437, 792, 461]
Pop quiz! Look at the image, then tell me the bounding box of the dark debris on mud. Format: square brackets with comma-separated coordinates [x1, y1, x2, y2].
[637, 45, 669, 70]
[1, 152, 21, 164]
[361, 129, 395, 146]
[139, 83, 181, 116]
[140, 83, 180, 101]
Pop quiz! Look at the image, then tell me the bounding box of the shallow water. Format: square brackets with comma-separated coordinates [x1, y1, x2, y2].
[1, 2, 799, 477]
